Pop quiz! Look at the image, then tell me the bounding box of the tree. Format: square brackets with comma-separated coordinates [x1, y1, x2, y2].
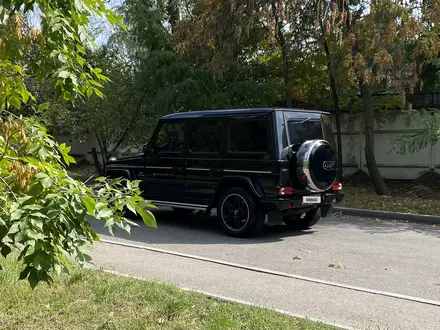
[175, 0, 302, 108]
[326, 0, 440, 195]
[0, 1, 156, 287]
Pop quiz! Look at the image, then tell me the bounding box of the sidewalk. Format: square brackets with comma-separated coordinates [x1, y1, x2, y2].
[91, 237, 440, 330]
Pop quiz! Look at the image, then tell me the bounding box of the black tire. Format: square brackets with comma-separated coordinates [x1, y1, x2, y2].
[283, 209, 321, 230]
[172, 207, 194, 214]
[218, 188, 265, 237]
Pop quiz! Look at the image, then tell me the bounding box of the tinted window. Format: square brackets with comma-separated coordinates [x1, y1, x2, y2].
[287, 119, 322, 145]
[152, 121, 185, 153]
[321, 114, 336, 149]
[229, 119, 268, 153]
[190, 120, 223, 153]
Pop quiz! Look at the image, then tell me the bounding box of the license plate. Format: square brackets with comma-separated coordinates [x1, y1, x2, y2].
[303, 196, 321, 204]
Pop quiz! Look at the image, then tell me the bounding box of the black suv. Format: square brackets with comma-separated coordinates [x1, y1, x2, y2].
[105, 108, 344, 237]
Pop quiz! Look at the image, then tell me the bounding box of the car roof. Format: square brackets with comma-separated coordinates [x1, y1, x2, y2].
[161, 108, 329, 120]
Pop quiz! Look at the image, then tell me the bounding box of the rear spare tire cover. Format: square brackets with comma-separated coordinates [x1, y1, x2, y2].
[296, 140, 338, 192]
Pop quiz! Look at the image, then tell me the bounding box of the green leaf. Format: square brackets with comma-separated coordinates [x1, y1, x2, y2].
[82, 196, 96, 216]
[42, 176, 52, 189]
[1, 245, 11, 258]
[9, 96, 21, 109]
[136, 207, 157, 228]
[90, 80, 103, 88]
[139, 200, 157, 209]
[94, 88, 103, 98]
[58, 53, 68, 63]
[38, 147, 49, 159]
[78, 242, 93, 255]
[21, 86, 29, 103]
[18, 196, 33, 204]
[76, 54, 85, 67]
[86, 87, 93, 97]
[97, 208, 113, 218]
[28, 268, 39, 289]
[36, 172, 52, 189]
[23, 204, 43, 211]
[64, 154, 76, 165]
[58, 71, 70, 79]
[76, 44, 86, 54]
[10, 209, 23, 221]
[38, 103, 49, 112]
[127, 202, 136, 215]
[27, 230, 44, 240]
[50, 50, 60, 58]
[19, 266, 31, 280]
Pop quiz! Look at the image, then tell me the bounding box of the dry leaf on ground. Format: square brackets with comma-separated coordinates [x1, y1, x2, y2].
[292, 256, 302, 260]
[328, 263, 345, 269]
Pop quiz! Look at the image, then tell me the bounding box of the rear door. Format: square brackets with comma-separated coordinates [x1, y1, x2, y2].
[141, 120, 187, 202]
[185, 119, 225, 204]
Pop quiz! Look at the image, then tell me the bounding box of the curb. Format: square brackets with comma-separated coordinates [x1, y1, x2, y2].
[334, 207, 440, 225]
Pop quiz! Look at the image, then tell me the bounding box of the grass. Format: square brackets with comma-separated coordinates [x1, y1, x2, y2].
[340, 180, 440, 216]
[0, 257, 336, 330]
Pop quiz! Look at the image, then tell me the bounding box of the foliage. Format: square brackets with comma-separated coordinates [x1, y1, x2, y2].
[0, 114, 156, 288]
[0, 0, 157, 288]
[393, 109, 440, 155]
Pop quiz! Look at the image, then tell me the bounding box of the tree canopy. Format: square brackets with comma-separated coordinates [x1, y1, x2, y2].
[0, 0, 156, 287]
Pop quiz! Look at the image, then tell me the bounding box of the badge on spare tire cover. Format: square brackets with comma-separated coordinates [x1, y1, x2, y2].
[323, 161, 338, 171]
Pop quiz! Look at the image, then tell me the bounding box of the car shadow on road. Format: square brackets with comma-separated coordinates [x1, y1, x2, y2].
[91, 209, 315, 245]
[326, 215, 440, 239]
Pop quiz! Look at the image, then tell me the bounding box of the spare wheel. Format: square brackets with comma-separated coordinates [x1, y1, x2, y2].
[296, 140, 338, 192]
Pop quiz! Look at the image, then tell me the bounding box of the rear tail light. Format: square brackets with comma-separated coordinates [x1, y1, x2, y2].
[331, 182, 343, 192]
[278, 186, 294, 196]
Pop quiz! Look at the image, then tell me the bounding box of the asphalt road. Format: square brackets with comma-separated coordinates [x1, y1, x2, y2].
[90, 210, 440, 330]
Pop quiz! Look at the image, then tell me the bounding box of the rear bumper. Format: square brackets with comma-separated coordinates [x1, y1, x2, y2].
[260, 192, 344, 216]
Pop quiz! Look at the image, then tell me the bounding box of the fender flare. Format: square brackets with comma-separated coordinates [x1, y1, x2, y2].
[212, 176, 264, 207]
[104, 168, 134, 181]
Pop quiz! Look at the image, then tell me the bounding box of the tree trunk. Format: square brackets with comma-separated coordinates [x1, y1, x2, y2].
[110, 94, 147, 155]
[323, 39, 343, 180]
[95, 134, 108, 166]
[359, 81, 389, 195]
[272, 2, 292, 108]
[281, 41, 292, 108]
[91, 147, 103, 176]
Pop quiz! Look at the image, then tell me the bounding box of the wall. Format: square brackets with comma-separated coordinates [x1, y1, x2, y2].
[338, 110, 437, 180]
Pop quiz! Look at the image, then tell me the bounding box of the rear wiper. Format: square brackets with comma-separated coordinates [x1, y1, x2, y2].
[299, 117, 311, 124]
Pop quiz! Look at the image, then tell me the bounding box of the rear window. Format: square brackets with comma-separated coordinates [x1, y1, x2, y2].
[321, 114, 337, 149]
[229, 119, 268, 153]
[286, 119, 323, 146]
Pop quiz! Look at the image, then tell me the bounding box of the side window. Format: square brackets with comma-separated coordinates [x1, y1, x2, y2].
[189, 120, 223, 154]
[229, 119, 268, 153]
[152, 121, 185, 153]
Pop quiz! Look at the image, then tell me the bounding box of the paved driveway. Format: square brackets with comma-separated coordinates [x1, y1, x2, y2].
[90, 210, 440, 329]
